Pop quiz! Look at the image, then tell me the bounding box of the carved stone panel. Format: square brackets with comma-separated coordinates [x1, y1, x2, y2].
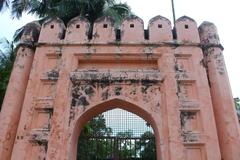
[175, 56, 192, 73]
[180, 111, 202, 143]
[38, 81, 56, 99]
[68, 69, 163, 123]
[70, 69, 164, 82]
[178, 82, 198, 101]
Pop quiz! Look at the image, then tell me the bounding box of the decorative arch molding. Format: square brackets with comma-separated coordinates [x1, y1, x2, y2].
[68, 97, 163, 160]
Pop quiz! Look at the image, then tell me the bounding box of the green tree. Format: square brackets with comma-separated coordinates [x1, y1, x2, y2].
[80, 114, 112, 137]
[137, 131, 156, 160]
[0, 38, 16, 109]
[11, 0, 131, 24]
[116, 130, 135, 159]
[77, 114, 113, 160]
[116, 129, 133, 138]
[2, 0, 132, 42]
[0, 0, 9, 11]
[12, 0, 131, 41]
[234, 97, 240, 122]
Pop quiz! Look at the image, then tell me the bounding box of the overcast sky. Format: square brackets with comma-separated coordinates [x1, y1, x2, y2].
[104, 108, 153, 136]
[0, 0, 239, 97]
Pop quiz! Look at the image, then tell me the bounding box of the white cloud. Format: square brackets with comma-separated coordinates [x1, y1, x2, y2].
[0, 11, 36, 41]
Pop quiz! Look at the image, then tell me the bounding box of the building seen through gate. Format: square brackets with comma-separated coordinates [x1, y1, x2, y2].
[0, 14, 240, 160]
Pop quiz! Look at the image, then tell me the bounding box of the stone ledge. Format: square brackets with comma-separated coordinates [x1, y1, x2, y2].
[29, 129, 50, 144]
[34, 97, 54, 110]
[181, 131, 203, 143]
[70, 69, 164, 83]
[179, 100, 200, 109]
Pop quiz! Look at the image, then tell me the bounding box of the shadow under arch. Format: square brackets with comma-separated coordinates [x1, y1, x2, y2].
[68, 97, 162, 160]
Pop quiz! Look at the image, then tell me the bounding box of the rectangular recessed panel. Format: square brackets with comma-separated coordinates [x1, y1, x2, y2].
[38, 82, 56, 98]
[32, 112, 50, 129]
[179, 82, 198, 101]
[45, 56, 58, 72]
[176, 56, 192, 72]
[78, 59, 158, 70]
[34, 98, 54, 110]
[181, 111, 202, 132]
[185, 147, 205, 160]
[30, 144, 46, 160]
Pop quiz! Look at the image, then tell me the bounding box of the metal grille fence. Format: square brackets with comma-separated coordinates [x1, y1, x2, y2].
[77, 108, 156, 160]
[103, 109, 153, 137]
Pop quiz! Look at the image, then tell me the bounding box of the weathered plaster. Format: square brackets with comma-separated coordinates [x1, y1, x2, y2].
[0, 15, 239, 160]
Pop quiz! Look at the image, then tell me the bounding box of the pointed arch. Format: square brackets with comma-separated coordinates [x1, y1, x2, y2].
[68, 97, 162, 160]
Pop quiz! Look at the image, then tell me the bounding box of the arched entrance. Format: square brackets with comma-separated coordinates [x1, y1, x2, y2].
[68, 98, 162, 160]
[77, 108, 156, 160]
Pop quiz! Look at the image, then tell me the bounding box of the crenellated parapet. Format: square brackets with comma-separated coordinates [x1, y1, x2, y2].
[175, 16, 200, 43]
[148, 15, 172, 43]
[198, 21, 223, 50]
[20, 21, 41, 46]
[38, 17, 66, 43]
[37, 15, 208, 44]
[65, 16, 90, 43]
[120, 15, 145, 43]
[92, 16, 116, 43]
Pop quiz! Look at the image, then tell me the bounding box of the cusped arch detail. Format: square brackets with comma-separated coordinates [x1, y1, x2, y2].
[68, 97, 162, 160]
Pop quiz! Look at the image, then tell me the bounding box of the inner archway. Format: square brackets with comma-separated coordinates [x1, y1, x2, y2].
[77, 108, 156, 160]
[69, 98, 162, 160]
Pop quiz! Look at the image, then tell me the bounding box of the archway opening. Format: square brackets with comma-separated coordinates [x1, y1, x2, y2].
[77, 108, 157, 160]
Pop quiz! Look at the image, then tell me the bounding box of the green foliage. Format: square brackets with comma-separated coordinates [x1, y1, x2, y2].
[77, 115, 157, 160]
[3, 0, 132, 43]
[0, 38, 16, 110]
[3, 0, 132, 25]
[235, 97, 240, 109]
[137, 131, 156, 160]
[116, 129, 133, 138]
[115, 130, 156, 160]
[0, 0, 9, 11]
[116, 130, 135, 159]
[77, 114, 112, 160]
[234, 97, 240, 121]
[81, 114, 113, 137]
